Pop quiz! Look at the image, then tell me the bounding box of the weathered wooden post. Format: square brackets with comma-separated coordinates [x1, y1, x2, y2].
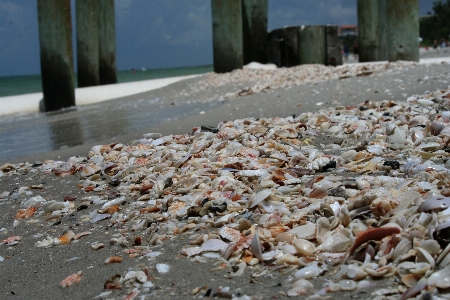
[98, 0, 117, 85]
[37, 0, 75, 112]
[298, 26, 326, 65]
[211, 0, 243, 73]
[326, 25, 343, 66]
[357, 0, 387, 62]
[242, 0, 268, 64]
[284, 26, 300, 67]
[386, 0, 419, 61]
[267, 28, 285, 67]
[76, 0, 100, 87]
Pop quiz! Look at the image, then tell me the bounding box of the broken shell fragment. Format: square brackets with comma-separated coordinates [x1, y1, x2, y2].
[60, 271, 83, 288]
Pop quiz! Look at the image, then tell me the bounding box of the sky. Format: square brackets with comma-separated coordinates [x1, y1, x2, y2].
[0, 0, 435, 77]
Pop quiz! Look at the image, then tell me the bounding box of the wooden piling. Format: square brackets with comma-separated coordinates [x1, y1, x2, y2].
[76, 0, 100, 87]
[357, 0, 387, 62]
[386, 0, 419, 62]
[211, 0, 243, 73]
[98, 0, 117, 85]
[298, 26, 326, 65]
[37, 0, 75, 112]
[242, 0, 268, 64]
[326, 25, 343, 66]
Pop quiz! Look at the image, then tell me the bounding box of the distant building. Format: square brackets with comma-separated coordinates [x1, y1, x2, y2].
[338, 25, 358, 37]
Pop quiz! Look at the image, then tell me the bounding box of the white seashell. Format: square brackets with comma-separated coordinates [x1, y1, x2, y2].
[90, 213, 111, 223]
[415, 247, 435, 267]
[428, 264, 450, 288]
[262, 249, 282, 261]
[42, 201, 66, 213]
[101, 196, 125, 209]
[294, 262, 320, 279]
[258, 200, 290, 215]
[201, 239, 228, 252]
[418, 99, 434, 106]
[293, 239, 316, 256]
[80, 164, 102, 178]
[339, 279, 357, 291]
[250, 231, 263, 261]
[248, 189, 271, 208]
[288, 222, 316, 240]
[219, 227, 241, 242]
[35, 236, 54, 248]
[155, 263, 170, 274]
[182, 246, 203, 257]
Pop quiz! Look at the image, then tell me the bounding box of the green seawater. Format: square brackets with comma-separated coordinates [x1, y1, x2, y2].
[0, 65, 213, 97]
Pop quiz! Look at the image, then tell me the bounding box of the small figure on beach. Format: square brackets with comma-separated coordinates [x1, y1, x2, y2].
[343, 44, 350, 61]
[131, 68, 136, 74]
[352, 42, 359, 62]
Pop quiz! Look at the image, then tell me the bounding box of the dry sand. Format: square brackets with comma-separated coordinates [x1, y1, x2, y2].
[0, 60, 450, 299]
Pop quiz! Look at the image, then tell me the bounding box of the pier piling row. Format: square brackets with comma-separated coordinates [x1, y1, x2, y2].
[358, 0, 418, 62]
[76, 0, 100, 88]
[37, 0, 75, 112]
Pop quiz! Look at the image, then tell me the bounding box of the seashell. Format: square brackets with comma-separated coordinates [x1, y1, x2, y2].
[90, 242, 105, 250]
[80, 164, 102, 178]
[104, 256, 122, 264]
[428, 264, 450, 288]
[250, 231, 264, 261]
[308, 188, 327, 199]
[393, 239, 412, 261]
[288, 222, 316, 240]
[15, 207, 37, 219]
[415, 247, 435, 267]
[293, 239, 316, 256]
[90, 213, 111, 223]
[156, 263, 170, 274]
[346, 266, 368, 280]
[275, 232, 295, 244]
[294, 262, 320, 279]
[60, 271, 83, 288]
[201, 239, 228, 252]
[1, 235, 22, 246]
[342, 224, 401, 264]
[43, 201, 66, 213]
[419, 196, 450, 212]
[238, 218, 252, 232]
[430, 121, 446, 136]
[54, 231, 75, 245]
[219, 227, 241, 242]
[409, 262, 431, 275]
[248, 189, 271, 208]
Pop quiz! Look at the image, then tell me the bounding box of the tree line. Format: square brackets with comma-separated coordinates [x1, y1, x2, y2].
[420, 0, 450, 46]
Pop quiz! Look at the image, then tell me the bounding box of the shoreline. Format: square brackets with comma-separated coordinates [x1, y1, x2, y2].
[0, 75, 199, 116]
[1, 55, 450, 117]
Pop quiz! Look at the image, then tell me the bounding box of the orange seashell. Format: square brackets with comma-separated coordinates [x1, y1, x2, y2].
[1, 235, 22, 245]
[60, 271, 83, 288]
[242, 255, 253, 263]
[308, 188, 327, 199]
[105, 205, 120, 214]
[15, 207, 37, 219]
[341, 225, 401, 264]
[272, 169, 285, 181]
[134, 158, 148, 166]
[85, 186, 95, 192]
[104, 256, 123, 264]
[140, 206, 159, 214]
[56, 231, 75, 245]
[269, 225, 287, 238]
[104, 274, 122, 289]
[231, 194, 241, 201]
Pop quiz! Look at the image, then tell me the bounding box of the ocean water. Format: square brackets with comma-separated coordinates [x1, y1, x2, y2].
[0, 65, 213, 97]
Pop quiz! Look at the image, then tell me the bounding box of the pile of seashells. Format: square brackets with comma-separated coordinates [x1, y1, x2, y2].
[193, 60, 419, 98]
[2, 86, 450, 299]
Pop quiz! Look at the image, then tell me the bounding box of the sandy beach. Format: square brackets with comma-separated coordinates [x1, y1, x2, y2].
[1, 58, 450, 299]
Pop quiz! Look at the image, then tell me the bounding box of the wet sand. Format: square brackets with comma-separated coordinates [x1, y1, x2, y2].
[0, 59, 450, 299]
